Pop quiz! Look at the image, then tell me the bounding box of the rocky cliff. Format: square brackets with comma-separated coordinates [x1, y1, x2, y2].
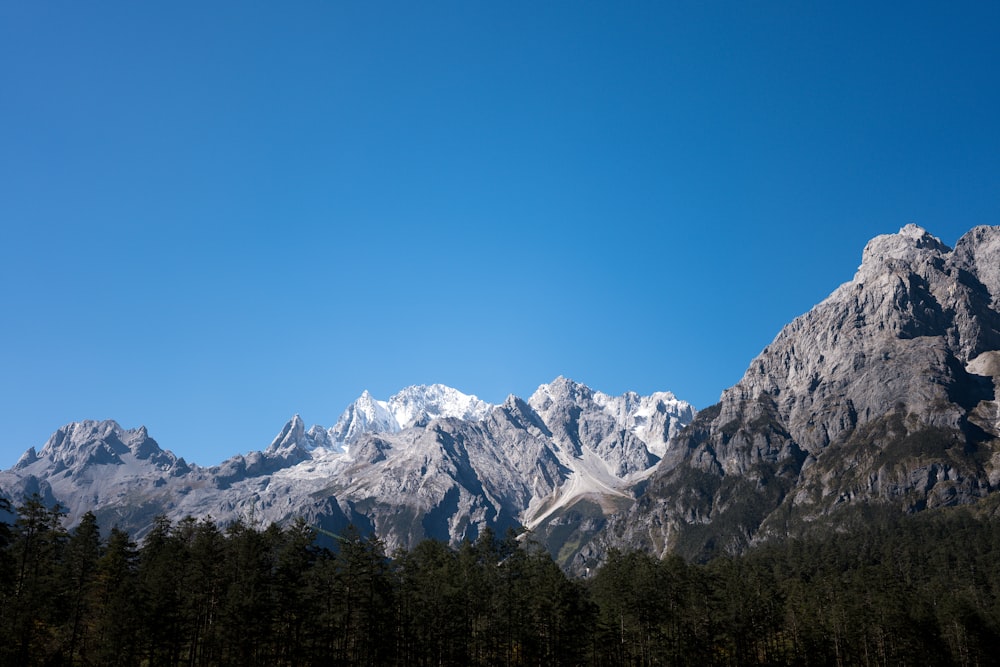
[591, 225, 1000, 565]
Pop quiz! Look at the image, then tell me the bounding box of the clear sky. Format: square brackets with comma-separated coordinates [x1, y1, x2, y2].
[1, 2, 998, 468]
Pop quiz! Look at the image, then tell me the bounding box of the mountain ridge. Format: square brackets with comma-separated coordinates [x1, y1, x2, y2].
[584, 224, 1000, 567]
[0, 378, 695, 563]
[4, 224, 1000, 572]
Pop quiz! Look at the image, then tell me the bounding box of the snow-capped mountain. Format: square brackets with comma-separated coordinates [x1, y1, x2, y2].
[530, 377, 694, 460]
[329, 390, 399, 447]
[6, 225, 1000, 572]
[0, 379, 695, 565]
[329, 385, 494, 449]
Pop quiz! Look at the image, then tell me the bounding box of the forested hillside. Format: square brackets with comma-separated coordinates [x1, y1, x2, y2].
[2, 494, 1000, 666]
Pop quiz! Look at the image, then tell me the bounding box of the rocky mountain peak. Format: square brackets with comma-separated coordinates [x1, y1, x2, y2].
[330, 390, 398, 446]
[954, 225, 1000, 301]
[527, 377, 696, 459]
[329, 384, 493, 447]
[851, 224, 950, 288]
[387, 384, 493, 428]
[28, 419, 170, 472]
[528, 376, 591, 410]
[266, 414, 306, 453]
[356, 389, 377, 409]
[490, 395, 552, 438]
[863, 223, 948, 260]
[259, 414, 341, 469]
[3, 419, 191, 526]
[597, 224, 1000, 565]
[306, 424, 336, 451]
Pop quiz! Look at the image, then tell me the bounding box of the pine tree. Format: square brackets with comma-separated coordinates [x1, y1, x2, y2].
[5, 494, 68, 665]
[59, 510, 101, 663]
[328, 525, 394, 665]
[270, 518, 318, 664]
[218, 519, 276, 664]
[90, 526, 141, 666]
[137, 514, 186, 666]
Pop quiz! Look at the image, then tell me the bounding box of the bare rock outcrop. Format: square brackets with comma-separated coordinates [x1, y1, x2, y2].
[594, 225, 1000, 565]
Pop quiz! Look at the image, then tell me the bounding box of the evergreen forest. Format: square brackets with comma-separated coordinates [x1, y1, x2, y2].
[2, 494, 1000, 666]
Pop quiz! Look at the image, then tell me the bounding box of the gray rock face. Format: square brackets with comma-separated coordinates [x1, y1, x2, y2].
[595, 225, 1000, 566]
[0, 420, 198, 530]
[528, 377, 694, 465]
[22, 420, 189, 476]
[0, 380, 695, 562]
[16, 226, 991, 569]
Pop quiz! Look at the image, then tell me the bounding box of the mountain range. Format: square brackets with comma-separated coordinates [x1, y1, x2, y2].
[0, 377, 694, 566]
[2, 224, 999, 570]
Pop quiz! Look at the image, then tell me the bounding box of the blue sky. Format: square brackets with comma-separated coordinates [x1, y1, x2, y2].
[2, 2, 998, 468]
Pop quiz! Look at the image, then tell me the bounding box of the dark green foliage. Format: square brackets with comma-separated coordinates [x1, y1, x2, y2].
[2, 494, 68, 664]
[0, 502, 596, 666]
[3, 496, 1000, 665]
[587, 507, 1000, 666]
[60, 511, 102, 663]
[90, 526, 141, 665]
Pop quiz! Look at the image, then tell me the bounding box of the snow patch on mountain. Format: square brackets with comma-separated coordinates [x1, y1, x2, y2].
[387, 384, 493, 428]
[329, 390, 398, 447]
[329, 384, 493, 449]
[529, 376, 695, 458]
[520, 377, 697, 525]
[0, 379, 696, 558]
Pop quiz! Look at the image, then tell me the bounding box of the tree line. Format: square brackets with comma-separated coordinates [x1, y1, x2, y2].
[1, 494, 1000, 666]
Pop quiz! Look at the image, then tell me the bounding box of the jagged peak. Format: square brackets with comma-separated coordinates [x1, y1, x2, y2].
[610, 224, 1000, 562]
[492, 394, 552, 437]
[348, 389, 390, 413]
[820, 224, 953, 306]
[501, 393, 524, 410]
[48, 418, 120, 439]
[529, 377, 691, 413]
[546, 375, 585, 390]
[497, 393, 538, 419]
[953, 225, 1000, 300]
[387, 383, 492, 427]
[526, 377, 695, 454]
[528, 376, 593, 408]
[386, 383, 490, 408]
[13, 447, 39, 470]
[331, 384, 493, 446]
[40, 419, 148, 455]
[390, 383, 455, 399]
[267, 414, 306, 453]
[899, 222, 931, 239]
[860, 224, 949, 269]
[306, 423, 334, 445]
[19, 419, 180, 475]
[271, 413, 305, 447]
[955, 224, 1000, 247]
